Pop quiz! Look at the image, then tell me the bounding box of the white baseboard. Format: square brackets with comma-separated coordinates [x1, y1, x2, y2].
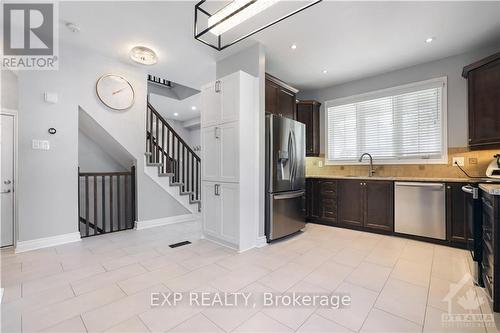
[15, 232, 81, 253]
[0, 288, 4, 304]
[135, 213, 201, 230]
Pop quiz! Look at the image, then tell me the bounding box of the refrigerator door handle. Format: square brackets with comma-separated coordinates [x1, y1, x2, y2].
[273, 190, 305, 200]
[288, 129, 296, 186]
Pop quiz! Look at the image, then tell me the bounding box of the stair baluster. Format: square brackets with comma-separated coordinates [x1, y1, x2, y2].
[145, 103, 201, 211]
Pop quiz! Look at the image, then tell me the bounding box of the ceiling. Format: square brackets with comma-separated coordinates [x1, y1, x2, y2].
[149, 93, 201, 122]
[253, 1, 500, 90]
[59, 1, 217, 91]
[60, 1, 500, 96]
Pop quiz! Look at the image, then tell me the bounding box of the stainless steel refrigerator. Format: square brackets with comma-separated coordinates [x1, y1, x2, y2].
[265, 114, 306, 242]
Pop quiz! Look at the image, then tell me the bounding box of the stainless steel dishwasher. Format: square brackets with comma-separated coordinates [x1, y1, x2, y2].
[394, 182, 446, 240]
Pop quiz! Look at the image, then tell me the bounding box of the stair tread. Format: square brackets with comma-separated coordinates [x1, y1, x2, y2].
[159, 173, 174, 177]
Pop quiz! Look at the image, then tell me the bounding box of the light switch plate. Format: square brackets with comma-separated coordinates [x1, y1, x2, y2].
[318, 160, 324, 168]
[32, 140, 50, 150]
[452, 157, 465, 166]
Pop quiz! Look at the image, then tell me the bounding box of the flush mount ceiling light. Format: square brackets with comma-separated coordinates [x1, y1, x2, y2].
[425, 37, 435, 43]
[191, 106, 197, 110]
[195, 0, 322, 51]
[173, 112, 179, 117]
[322, 69, 328, 74]
[129, 46, 158, 65]
[290, 44, 297, 50]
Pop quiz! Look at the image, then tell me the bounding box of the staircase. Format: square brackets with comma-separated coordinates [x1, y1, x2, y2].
[145, 103, 201, 212]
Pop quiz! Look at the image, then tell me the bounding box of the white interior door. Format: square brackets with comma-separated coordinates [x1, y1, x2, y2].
[1, 114, 15, 247]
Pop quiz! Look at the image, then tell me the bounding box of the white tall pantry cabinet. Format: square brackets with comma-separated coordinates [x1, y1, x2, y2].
[201, 71, 259, 251]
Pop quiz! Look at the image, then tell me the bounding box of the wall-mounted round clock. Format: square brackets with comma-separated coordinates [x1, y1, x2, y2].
[96, 74, 135, 110]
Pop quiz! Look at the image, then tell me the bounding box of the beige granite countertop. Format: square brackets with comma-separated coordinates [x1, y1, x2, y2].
[479, 184, 500, 196]
[306, 175, 499, 183]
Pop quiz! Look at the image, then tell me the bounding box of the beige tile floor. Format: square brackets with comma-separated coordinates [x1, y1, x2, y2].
[1, 222, 499, 333]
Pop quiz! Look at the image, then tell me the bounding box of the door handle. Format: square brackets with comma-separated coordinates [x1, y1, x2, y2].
[1, 189, 11, 194]
[214, 184, 220, 196]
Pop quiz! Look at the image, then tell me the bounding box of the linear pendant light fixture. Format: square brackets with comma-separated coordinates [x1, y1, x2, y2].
[195, 0, 322, 51]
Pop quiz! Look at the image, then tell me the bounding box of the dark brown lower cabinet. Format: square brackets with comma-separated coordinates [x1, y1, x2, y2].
[364, 181, 394, 232]
[306, 179, 337, 225]
[308, 178, 393, 232]
[337, 180, 393, 232]
[446, 183, 468, 244]
[307, 178, 473, 245]
[337, 180, 364, 227]
[480, 190, 500, 312]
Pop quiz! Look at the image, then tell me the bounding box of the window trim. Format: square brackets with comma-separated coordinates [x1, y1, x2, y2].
[324, 76, 448, 165]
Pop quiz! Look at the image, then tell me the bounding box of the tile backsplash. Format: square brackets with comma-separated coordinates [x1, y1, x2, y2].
[306, 148, 500, 179]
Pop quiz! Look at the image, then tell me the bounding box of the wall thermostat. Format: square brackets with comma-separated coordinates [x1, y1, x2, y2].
[48, 128, 56, 134]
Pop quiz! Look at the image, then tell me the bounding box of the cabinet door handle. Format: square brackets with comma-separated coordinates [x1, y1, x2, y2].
[215, 80, 221, 93]
[214, 127, 220, 139]
[214, 184, 220, 196]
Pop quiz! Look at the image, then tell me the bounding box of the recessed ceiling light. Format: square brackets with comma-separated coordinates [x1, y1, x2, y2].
[290, 44, 297, 50]
[129, 46, 158, 65]
[322, 70, 328, 74]
[173, 112, 179, 117]
[425, 37, 435, 43]
[191, 106, 197, 110]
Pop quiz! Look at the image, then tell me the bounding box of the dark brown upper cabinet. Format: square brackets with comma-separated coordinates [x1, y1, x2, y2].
[338, 180, 393, 232]
[265, 73, 298, 119]
[462, 52, 500, 149]
[296, 100, 321, 157]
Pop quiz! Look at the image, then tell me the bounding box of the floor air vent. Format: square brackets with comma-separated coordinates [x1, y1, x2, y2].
[169, 241, 191, 248]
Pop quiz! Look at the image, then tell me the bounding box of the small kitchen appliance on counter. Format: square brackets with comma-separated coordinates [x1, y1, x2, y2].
[486, 154, 500, 179]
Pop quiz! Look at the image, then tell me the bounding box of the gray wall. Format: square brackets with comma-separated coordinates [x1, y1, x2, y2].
[78, 130, 127, 172]
[1, 70, 18, 109]
[299, 44, 500, 153]
[16, 43, 190, 242]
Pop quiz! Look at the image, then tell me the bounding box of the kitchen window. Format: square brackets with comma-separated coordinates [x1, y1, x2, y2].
[325, 77, 447, 164]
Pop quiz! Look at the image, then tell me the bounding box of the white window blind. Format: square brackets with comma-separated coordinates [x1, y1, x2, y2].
[326, 78, 447, 164]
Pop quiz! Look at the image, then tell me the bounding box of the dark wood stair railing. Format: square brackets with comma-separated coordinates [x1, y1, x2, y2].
[146, 103, 201, 209]
[78, 167, 136, 238]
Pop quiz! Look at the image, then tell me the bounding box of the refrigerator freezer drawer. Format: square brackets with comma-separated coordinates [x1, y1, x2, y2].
[266, 190, 306, 241]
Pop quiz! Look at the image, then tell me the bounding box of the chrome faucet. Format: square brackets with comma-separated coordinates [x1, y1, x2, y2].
[359, 153, 375, 177]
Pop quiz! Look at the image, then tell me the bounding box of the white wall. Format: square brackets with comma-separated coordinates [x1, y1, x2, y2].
[16, 43, 197, 242]
[1, 70, 18, 110]
[298, 44, 500, 153]
[165, 118, 200, 149]
[78, 130, 127, 172]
